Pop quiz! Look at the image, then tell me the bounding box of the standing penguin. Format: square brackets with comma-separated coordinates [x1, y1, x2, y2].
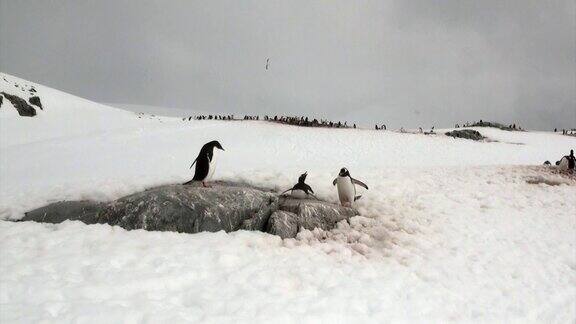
[184, 140, 225, 187]
[332, 168, 368, 207]
[281, 172, 316, 199]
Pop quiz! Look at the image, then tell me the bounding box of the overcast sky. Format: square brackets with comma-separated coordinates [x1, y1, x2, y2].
[1, 0, 574, 129]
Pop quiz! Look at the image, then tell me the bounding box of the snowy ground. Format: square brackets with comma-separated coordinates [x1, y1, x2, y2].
[1, 72, 575, 323]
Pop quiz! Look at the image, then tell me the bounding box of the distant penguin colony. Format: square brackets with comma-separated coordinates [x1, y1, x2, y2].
[183, 140, 225, 187]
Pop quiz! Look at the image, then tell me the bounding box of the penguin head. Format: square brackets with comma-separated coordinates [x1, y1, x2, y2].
[298, 172, 308, 183]
[339, 168, 350, 177]
[206, 140, 225, 151]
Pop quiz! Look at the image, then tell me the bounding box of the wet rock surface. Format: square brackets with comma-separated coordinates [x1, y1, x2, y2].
[22, 182, 359, 238]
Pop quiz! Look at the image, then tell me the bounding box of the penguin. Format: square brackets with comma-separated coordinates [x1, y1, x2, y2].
[332, 168, 368, 207]
[558, 150, 575, 171]
[183, 140, 224, 187]
[281, 172, 317, 199]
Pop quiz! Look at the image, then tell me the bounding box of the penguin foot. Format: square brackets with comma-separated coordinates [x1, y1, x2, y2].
[202, 182, 212, 188]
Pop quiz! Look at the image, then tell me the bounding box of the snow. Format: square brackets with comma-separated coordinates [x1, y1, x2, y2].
[1, 72, 576, 322]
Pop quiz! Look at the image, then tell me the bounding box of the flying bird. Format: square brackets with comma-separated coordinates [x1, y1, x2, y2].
[265, 58, 270, 70]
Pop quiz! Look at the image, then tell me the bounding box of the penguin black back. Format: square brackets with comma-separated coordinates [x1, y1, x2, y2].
[293, 172, 314, 194]
[191, 140, 224, 181]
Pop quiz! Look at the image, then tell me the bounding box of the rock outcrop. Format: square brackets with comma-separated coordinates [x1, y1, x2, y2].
[28, 96, 43, 110]
[22, 201, 105, 224]
[445, 129, 485, 141]
[98, 184, 278, 233]
[0, 92, 36, 116]
[22, 182, 359, 238]
[277, 197, 358, 231]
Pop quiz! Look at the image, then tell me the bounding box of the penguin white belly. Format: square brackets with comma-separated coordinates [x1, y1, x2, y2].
[558, 156, 569, 170]
[336, 176, 355, 206]
[291, 189, 307, 199]
[205, 151, 218, 181]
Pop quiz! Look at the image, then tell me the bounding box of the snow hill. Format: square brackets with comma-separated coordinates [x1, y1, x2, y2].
[1, 72, 575, 322]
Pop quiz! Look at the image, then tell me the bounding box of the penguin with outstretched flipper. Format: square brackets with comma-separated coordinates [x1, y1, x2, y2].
[281, 172, 317, 199]
[332, 168, 368, 207]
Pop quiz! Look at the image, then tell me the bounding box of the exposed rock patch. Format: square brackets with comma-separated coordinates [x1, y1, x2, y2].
[98, 184, 279, 233]
[278, 197, 358, 231]
[0, 92, 36, 116]
[28, 96, 43, 110]
[445, 129, 485, 141]
[22, 182, 359, 239]
[267, 211, 299, 238]
[22, 201, 105, 224]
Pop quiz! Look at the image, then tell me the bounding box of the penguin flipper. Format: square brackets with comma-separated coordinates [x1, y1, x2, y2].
[189, 158, 197, 169]
[354, 195, 362, 201]
[280, 189, 292, 195]
[332, 178, 337, 186]
[351, 178, 369, 190]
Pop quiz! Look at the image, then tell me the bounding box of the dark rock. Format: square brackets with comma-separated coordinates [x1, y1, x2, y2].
[97, 184, 278, 234]
[28, 96, 43, 110]
[278, 197, 359, 232]
[22, 183, 359, 238]
[0, 92, 36, 116]
[22, 201, 105, 224]
[445, 129, 485, 141]
[267, 210, 299, 239]
[0, 94, 3, 108]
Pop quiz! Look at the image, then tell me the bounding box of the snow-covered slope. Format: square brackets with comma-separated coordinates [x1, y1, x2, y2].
[1, 72, 575, 322]
[0, 74, 165, 148]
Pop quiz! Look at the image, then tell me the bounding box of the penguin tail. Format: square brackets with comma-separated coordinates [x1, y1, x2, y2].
[354, 195, 362, 201]
[183, 179, 194, 185]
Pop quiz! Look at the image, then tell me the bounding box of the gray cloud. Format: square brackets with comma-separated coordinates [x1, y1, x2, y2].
[1, 0, 574, 129]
